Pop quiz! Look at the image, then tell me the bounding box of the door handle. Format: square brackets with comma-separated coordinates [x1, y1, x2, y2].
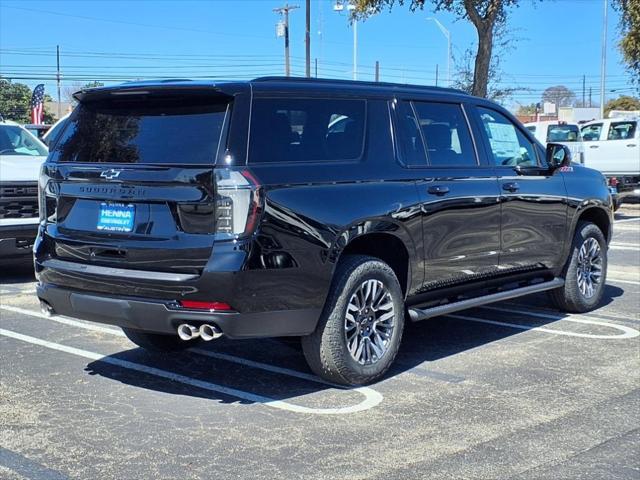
[589, 145, 599, 149]
[627, 144, 637, 147]
[427, 185, 450, 196]
[502, 182, 520, 192]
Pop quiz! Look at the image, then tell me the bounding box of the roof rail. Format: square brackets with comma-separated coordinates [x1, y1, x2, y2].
[252, 76, 468, 95]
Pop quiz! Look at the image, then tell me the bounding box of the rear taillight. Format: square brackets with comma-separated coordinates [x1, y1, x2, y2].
[214, 169, 261, 239]
[38, 166, 56, 222]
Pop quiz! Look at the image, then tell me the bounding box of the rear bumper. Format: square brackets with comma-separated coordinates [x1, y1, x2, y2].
[36, 283, 321, 339]
[0, 223, 38, 258]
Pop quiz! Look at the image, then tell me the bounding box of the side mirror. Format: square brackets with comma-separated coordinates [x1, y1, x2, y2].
[546, 143, 572, 170]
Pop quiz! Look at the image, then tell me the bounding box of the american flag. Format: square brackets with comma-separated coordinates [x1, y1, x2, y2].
[30, 84, 45, 124]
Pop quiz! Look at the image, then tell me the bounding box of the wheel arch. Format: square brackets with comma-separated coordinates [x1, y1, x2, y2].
[575, 206, 613, 243]
[334, 229, 413, 298]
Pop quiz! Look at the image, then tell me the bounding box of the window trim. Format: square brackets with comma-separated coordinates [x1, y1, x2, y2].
[392, 99, 483, 169]
[474, 105, 542, 169]
[246, 96, 368, 166]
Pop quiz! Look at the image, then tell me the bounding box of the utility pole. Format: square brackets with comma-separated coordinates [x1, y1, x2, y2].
[56, 45, 61, 119]
[274, 4, 299, 77]
[582, 75, 586, 107]
[305, 0, 311, 77]
[435, 64, 439, 87]
[375, 61, 379, 82]
[315, 58, 318, 77]
[589, 87, 593, 107]
[599, 0, 608, 118]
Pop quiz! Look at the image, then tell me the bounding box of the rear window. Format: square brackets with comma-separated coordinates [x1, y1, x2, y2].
[249, 97, 366, 163]
[52, 97, 228, 164]
[546, 124, 580, 142]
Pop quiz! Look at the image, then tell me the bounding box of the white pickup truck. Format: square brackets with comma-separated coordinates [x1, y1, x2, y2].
[0, 120, 48, 261]
[581, 117, 640, 209]
[524, 121, 585, 165]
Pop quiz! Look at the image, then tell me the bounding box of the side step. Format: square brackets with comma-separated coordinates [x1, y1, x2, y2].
[408, 278, 564, 322]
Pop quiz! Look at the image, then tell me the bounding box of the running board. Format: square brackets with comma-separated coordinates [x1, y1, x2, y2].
[408, 278, 564, 322]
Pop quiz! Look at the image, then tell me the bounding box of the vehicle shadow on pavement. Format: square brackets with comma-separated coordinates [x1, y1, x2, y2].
[81, 285, 626, 404]
[0, 261, 35, 285]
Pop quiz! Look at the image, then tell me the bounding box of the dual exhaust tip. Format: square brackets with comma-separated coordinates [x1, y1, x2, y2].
[177, 323, 223, 341]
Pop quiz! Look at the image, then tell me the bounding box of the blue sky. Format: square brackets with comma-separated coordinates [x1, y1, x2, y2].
[0, 0, 636, 111]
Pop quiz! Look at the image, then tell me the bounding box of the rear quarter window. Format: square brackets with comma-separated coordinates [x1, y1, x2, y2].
[249, 97, 366, 163]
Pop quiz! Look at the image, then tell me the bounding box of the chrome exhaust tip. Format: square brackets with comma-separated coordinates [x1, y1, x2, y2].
[199, 324, 223, 341]
[177, 324, 199, 341]
[40, 300, 54, 317]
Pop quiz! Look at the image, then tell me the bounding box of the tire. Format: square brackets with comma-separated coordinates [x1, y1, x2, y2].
[550, 221, 608, 313]
[301, 255, 405, 385]
[122, 327, 198, 352]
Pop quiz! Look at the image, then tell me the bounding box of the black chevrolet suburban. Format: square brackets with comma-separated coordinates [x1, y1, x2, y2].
[35, 77, 613, 385]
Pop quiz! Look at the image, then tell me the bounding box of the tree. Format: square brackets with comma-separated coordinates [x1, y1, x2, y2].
[0, 78, 56, 124]
[452, 25, 520, 103]
[541, 85, 576, 109]
[516, 103, 538, 115]
[353, 0, 521, 98]
[63, 81, 105, 104]
[613, 0, 640, 88]
[604, 95, 640, 117]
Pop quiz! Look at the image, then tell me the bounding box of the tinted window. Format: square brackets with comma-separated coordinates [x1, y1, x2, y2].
[478, 107, 538, 167]
[0, 125, 48, 156]
[53, 97, 228, 164]
[607, 121, 637, 140]
[413, 102, 476, 166]
[394, 101, 427, 166]
[547, 124, 580, 142]
[249, 98, 365, 163]
[581, 123, 602, 141]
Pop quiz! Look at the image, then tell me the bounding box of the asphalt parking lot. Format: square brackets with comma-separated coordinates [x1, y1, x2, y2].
[1, 206, 638, 480]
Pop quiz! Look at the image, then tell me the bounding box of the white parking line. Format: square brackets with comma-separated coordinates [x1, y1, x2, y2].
[0, 306, 383, 415]
[445, 312, 639, 339]
[481, 305, 640, 324]
[609, 245, 639, 251]
[607, 277, 640, 286]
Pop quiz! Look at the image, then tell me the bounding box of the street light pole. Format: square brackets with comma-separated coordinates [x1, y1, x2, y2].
[599, 0, 608, 119]
[426, 17, 451, 87]
[333, 1, 358, 80]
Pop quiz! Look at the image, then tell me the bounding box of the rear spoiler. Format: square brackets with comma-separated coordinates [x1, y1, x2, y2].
[73, 81, 236, 103]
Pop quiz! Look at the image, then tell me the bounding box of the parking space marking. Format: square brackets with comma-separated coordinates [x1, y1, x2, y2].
[502, 303, 639, 322]
[446, 313, 639, 339]
[615, 217, 639, 223]
[481, 305, 640, 325]
[607, 277, 640, 286]
[0, 308, 383, 415]
[609, 244, 639, 251]
[1, 305, 126, 336]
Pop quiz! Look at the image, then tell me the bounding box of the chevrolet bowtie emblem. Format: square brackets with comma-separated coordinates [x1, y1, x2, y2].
[100, 169, 122, 180]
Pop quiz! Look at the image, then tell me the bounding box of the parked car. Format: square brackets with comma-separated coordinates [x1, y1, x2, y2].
[35, 78, 613, 385]
[0, 120, 48, 262]
[23, 124, 52, 141]
[524, 120, 585, 165]
[581, 117, 640, 209]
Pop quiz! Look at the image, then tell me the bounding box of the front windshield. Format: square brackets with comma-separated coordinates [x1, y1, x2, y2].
[0, 125, 48, 156]
[546, 124, 581, 142]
